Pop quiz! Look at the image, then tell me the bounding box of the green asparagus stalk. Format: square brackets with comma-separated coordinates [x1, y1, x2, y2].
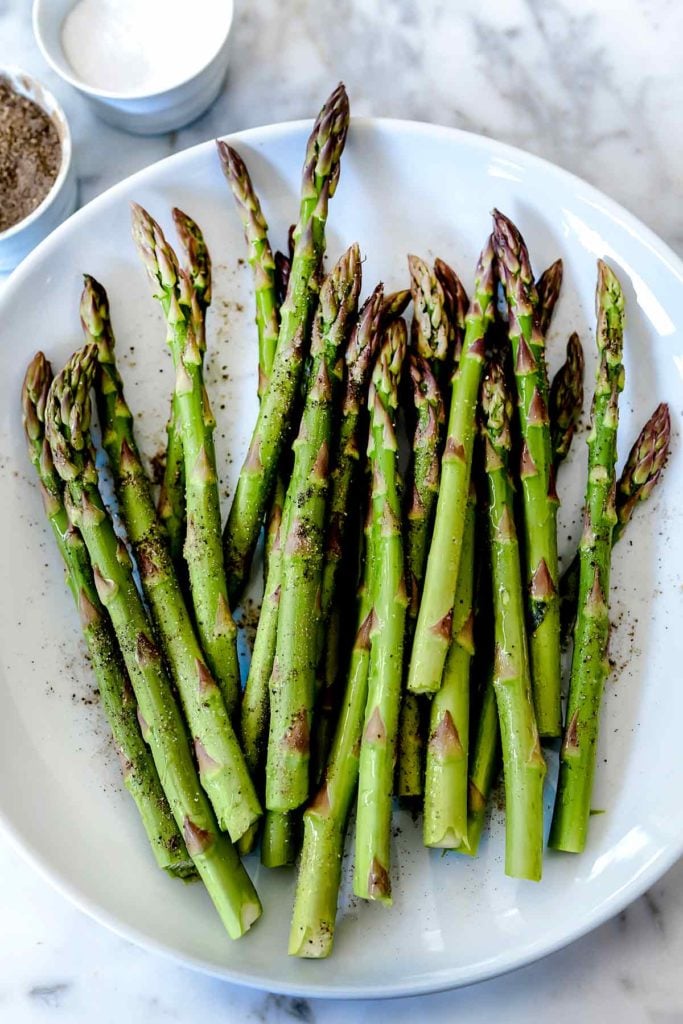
[536, 258, 563, 337]
[482, 358, 546, 880]
[397, 353, 445, 798]
[404, 355, 446, 614]
[354, 318, 408, 904]
[81, 275, 260, 842]
[289, 493, 376, 957]
[22, 353, 194, 878]
[266, 244, 362, 813]
[132, 204, 242, 721]
[319, 285, 385, 622]
[241, 474, 285, 782]
[407, 238, 496, 696]
[560, 401, 670, 644]
[550, 262, 626, 853]
[493, 209, 561, 738]
[423, 483, 475, 847]
[217, 142, 279, 399]
[399, 259, 469, 800]
[466, 399, 671, 853]
[46, 346, 261, 938]
[222, 84, 351, 603]
[218, 142, 286, 775]
[221, 147, 288, 796]
[157, 208, 212, 567]
[550, 332, 584, 469]
[312, 284, 386, 778]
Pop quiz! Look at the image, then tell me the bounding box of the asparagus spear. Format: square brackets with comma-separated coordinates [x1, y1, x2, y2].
[465, 400, 671, 853]
[81, 275, 260, 842]
[397, 353, 444, 798]
[400, 259, 469, 802]
[613, 401, 670, 538]
[132, 204, 242, 721]
[266, 244, 362, 813]
[423, 482, 475, 847]
[312, 285, 410, 788]
[289, 493, 376, 957]
[408, 254, 449, 377]
[222, 84, 351, 603]
[312, 284, 386, 778]
[241, 475, 285, 782]
[46, 346, 261, 938]
[407, 238, 496, 697]
[219, 145, 286, 792]
[216, 142, 279, 399]
[561, 404, 669, 643]
[482, 358, 546, 880]
[22, 353, 194, 878]
[536, 258, 563, 337]
[493, 209, 562, 738]
[354, 318, 408, 904]
[550, 263, 626, 853]
[550, 332, 585, 469]
[157, 209, 212, 568]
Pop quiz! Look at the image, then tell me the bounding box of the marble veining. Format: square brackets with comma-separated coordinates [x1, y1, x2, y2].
[1, 0, 682, 1020]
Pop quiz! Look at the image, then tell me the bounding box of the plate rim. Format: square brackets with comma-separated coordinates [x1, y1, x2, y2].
[2, 115, 683, 1000]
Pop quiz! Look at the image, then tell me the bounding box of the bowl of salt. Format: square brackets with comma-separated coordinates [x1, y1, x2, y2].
[33, 0, 234, 135]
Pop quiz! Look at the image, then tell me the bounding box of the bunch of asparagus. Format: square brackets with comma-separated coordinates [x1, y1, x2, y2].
[22, 81, 671, 958]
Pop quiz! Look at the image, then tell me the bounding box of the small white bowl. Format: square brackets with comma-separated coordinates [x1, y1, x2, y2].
[32, 0, 234, 136]
[0, 67, 76, 273]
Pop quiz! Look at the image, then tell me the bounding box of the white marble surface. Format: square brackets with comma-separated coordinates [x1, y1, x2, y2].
[1, 0, 683, 1020]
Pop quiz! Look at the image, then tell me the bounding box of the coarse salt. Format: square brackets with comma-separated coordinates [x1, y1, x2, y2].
[61, 0, 230, 96]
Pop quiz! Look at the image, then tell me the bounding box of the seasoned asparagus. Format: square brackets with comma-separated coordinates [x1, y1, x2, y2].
[81, 275, 260, 842]
[223, 84, 351, 603]
[22, 352, 194, 878]
[216, 142, 279, 399]
[550, 262, 625, 853]
[45, 346, 261, 939]
[266, 244, 361, 813]
[423, 483, 475, 847]
[354, 318, 408, 904]
[482, 358, 546, 880]
[493, 209, 561, 738]
[132, 204, 242, 720]
[313, 284, 385, 778]
[398, 352, 444, 798]
[408, 238, 495, 696]
[157, 208, 212, 567]
[289, 494, 375, 957]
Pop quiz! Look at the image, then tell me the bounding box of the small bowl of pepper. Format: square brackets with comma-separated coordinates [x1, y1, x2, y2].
[0, 67, 76, 273]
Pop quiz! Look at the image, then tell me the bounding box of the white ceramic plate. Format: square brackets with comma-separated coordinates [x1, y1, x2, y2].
[1, 118, 682, 1000]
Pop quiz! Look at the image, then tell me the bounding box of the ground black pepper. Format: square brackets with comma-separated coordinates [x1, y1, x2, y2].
[0, 79, 61, 232]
